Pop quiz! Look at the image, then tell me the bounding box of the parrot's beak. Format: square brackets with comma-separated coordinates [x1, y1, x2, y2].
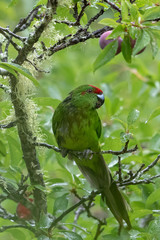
[96, 93, 105, 108]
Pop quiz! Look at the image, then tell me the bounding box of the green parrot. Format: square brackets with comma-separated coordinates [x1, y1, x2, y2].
[52, 85, 131, 229]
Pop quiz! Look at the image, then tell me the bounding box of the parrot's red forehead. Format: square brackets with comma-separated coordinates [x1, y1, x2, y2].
[89, 85, 103, 94]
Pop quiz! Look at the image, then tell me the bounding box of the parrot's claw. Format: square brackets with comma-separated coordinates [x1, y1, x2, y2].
[79, 149, 93, 160]
[61, 149, 68, 158]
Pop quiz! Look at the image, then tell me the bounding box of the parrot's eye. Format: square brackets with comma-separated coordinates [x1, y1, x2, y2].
[87, 89, 92, 93]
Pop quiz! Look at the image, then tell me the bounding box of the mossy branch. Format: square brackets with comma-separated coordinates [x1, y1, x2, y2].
[9, 75, 46, 220]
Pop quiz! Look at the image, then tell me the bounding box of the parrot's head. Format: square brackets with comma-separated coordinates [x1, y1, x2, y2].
[69, 85, 105, 110]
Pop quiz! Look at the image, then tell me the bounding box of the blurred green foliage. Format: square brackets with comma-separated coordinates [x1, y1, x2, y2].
[1, 0, 160, 239]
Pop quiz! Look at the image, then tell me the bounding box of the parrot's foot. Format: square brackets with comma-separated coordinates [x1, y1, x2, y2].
[61, 149, 68, 158]
[78, 149, 93, 160]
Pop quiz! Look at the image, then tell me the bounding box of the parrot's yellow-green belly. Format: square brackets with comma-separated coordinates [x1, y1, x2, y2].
[61, 120, 99, 151]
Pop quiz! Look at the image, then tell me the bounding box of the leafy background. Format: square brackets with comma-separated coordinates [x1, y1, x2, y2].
[1, 0, 160, 239]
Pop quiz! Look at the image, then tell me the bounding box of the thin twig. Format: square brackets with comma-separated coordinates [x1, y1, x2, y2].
[131, 163, 145, 179]
[139, 155, 160, 176]
[73, 3, 78, 20]
[0, 121, 17, 129]
[34, 141, 138, 156]
[94, 221, 105, 240]
[25, 59, 50, 73]
[0, 29, 21, 52]
[85, 9, 105, 29]
[73, 205, 85, 230]
[76, 0, 90, 25]
[118, 176, 160, 186]
[117, 156, 123, 183]
[14, 5, 43, 33]
[101, 143, 138, 155]
[104, 0, 121, 13]
[72, 189, 103, 224]
[48, 190, 100, 233]
[0, 27, 26, 41]
[35, 142, 61, 152]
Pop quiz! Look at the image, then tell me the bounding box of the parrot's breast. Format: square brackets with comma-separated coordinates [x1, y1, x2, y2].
[54, 108, 100, 152]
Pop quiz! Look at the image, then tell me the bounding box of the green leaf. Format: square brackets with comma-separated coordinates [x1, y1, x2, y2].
[107, 24, 125, 39]
[61, 231, 83, 240]
[73, 174, 81, 185]
[34, 184, 47, 192]
[99, 18, 119, 28]
[128, 26, 138, 39]
[0, 63, 18, 78]
[113, 118, 127, 131]
[121, 0, 129, 21]
[143, 21, 160, 30]
[146, 188, 160, 208]
[150, 134, 160, 151]
[104, 137, 122, 153]
[0, 140, 6, 156]
[130, 4, 139, 24]
[121, 33, 132, 63]
[149, 29, 160, 39]
[39, 212, 51, 229]
[34, 0, 47, 7]
[127, 109, 140, 126]
[0, 62, 39, 87]
[143, 6, 160, 21]
[148, 217, 160, 236]
[38, 235, 50, 240]
[8, 0, 18, 7]
[7, 134, 21, 165]
[93, 40, 118, 72]
[120, 132, 131, 143]
[147, 107, 160, 123]
[132, 29, 150, 56]
[147, 30, 159, 59]
[96, 3, 109, 9]
[63, 223, 88, 233]
[53, 193, 69, 214]
[130, 209, 153, 221]
[6, 229, 26, 240]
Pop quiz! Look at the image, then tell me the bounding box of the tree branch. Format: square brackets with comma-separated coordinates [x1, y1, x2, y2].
[0, 27, 26, 41]
[6, 1, 58, 220]
[48, 190, 100, 233]
[117, 155, 160, 186]
[94, 221, 105, 240]
[34, 140, 138, 156]
[44, 26, 110, 58]
[14, 5, 43, 33]
[72, 190, 106, 239]
[25, 58, 50, 73]
[139, 155, 160, 177]
[85, 9, 105, 29]
[13, 3, 56, 65]
[104, 0, 121, 13]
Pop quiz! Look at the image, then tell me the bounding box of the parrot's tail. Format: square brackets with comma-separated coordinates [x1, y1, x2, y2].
[75, 154, 131, 230]
[103, 180, 131, 230]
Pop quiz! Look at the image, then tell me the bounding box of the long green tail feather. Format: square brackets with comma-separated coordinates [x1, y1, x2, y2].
[75, 154, 131, 229]
[103, 180, 131, 229]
